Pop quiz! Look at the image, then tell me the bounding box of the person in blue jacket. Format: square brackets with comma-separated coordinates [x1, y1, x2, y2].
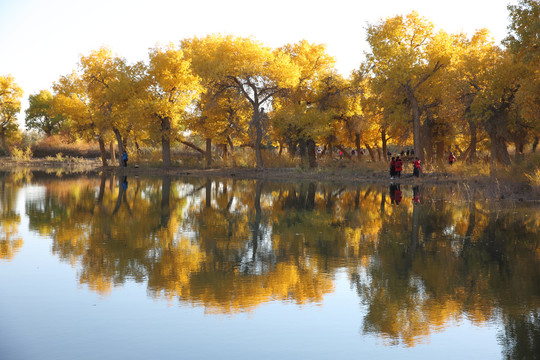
[122, 151, 128, 167]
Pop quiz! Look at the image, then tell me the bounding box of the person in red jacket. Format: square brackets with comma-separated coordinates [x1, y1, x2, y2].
[448, 152, 456, 165]
[395, 156, 403, 178]
[413, 157, 421, 177]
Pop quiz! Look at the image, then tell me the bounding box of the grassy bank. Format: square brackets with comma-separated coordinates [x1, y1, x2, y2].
[3, 138, 540, 200]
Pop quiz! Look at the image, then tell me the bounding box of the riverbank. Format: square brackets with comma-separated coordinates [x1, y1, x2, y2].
[1, 157, 539, 201]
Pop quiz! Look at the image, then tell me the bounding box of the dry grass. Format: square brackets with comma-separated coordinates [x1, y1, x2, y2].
[32, 136, 102, 158]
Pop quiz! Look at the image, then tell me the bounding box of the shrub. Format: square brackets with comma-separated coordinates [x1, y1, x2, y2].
[10, 147, 33, 161]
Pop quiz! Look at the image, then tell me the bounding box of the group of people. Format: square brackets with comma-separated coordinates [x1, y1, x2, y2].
[389, 156, 404, 179]
[389, 151, 458, 179]
[389, 155, 422, 179]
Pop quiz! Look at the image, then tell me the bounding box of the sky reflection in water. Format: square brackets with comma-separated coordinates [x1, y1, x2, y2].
[0, 172, 538, 359]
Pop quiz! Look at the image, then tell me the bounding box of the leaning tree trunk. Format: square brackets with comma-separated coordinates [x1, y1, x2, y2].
[161, 116, 172, 168]
[365, 144, 376, 162]
[97, 134, 108, 167]
[113, 128, 124, 167]
[467, 120, 478, 162]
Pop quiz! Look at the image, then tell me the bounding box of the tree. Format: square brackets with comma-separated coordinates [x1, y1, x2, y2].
[79, 48, 143, 167]
[183, 35, 300, 169]
[443, 30, 496, 162]
[51, 72, 110, 166]
[25, 90, 65, 136]
[365, 12, 452, 161]
[469, 51, 522, 166]
[504, 0, 540, 153]
[272, 40, 337, 168]
[184, 74, 251, 166]
[145, 44, 201, 168]
[0, 75, 23, 154]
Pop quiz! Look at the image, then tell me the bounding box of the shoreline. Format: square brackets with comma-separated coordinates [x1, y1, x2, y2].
[1, 158, 539, 201]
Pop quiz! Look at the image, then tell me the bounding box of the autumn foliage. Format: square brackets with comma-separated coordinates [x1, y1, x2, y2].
[0, 1, 537, 170]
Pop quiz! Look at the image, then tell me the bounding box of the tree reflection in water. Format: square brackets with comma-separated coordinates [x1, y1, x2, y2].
[13, 174, 540, 355]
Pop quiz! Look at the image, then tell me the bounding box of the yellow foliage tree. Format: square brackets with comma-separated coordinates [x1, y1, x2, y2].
[365, 12, 452, 161]
[183, 35, 300, 168]
[0, 75, 23, 154]
[144, 44, 202, 168]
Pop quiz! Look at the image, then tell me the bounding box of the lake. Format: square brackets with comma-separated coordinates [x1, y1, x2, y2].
[1, 171, 539, 359]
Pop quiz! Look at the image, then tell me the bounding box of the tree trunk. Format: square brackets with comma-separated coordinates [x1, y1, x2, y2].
[307, 139, 317, 168]
[110, 141, 116, 164]
[0, 129, 8, 155]
[221, 143, 228, 159]
[98, 135, 108, 167]
[298, 139, 307, 158]
[355, 133, 361, 161]
[422, 114, 434, 162]
[113, 128, 124, 167]
[436, 140, 445, 161]
[205, 138, 212, 167]
[161, 116, 172, 168]
[381, 129, 388, 161]
[365, 144, 376, 162]
[514, 136, 525, 161]
[486, 114, 511, 167]
[404, 86, 424, 161]
[468, 120, 478, 162]
[251, 109, 264, 169]
[489, 131, 511, 167]
[287, 140, 297, 159]
[532, 136, 539, 153]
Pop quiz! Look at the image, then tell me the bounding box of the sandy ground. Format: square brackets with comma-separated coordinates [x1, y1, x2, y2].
[1, 158, 539, 201]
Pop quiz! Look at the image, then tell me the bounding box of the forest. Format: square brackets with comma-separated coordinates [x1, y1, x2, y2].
[0, 0, 538, 172]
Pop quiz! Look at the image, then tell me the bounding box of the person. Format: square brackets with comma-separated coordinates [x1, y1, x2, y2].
[395, 156, 403, 178]
[406, 149, 410, 156]
[413, 157, 421, 177]
[122, 151, 128, 167]
[390, 157, 396, 179]
[448, 152, 456, 165]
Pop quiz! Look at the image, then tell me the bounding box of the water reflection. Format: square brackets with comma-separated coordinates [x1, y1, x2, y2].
[0, 172, 25, 260]
[2, 173, 540, 356]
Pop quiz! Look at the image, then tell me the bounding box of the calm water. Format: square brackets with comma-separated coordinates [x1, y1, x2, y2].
[1, 171, 539, 360]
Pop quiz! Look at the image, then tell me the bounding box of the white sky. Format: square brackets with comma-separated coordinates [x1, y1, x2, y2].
[0, 0, 517, 127]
